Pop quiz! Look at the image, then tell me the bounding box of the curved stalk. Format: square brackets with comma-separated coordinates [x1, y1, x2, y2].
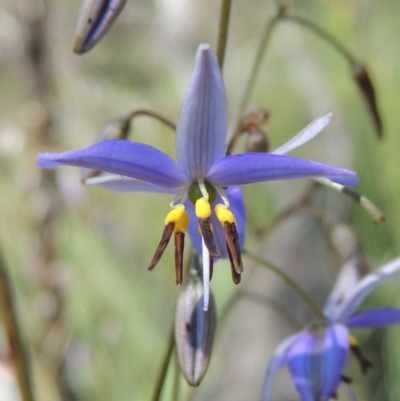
[242, 249, 325, 319]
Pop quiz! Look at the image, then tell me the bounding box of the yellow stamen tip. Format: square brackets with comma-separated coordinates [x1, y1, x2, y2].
[165, 204, 185, 225]
[349, 334, 358, 347]
[195, 198, 211, 219]
[215, 204, 236, 225]
[175, 211, 190, 233]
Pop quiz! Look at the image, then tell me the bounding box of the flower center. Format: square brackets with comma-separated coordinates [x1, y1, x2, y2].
[188, 180, 217, 204]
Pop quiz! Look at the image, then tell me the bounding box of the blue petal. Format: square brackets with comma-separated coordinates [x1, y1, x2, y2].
[207, 153, 358, 187]
[262, 333, 302, 401]
[175, 44, 227, 179]
[185, 187, 246, 260]
[38, 140, 190, 189]
[272, 112, 334, 156]
[333, 257, 400, 323]
[346, 308, 400, 328]
[287, 324, 349, 401]
[324, 256, 364, 321]
[85, 175, 177, 194]
[74, 0, 127, 54]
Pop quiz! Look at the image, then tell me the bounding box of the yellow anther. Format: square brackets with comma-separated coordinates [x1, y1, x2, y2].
[195, 198, 211, 219]
[165, 204, 186, 225]
[174, 210, 190, 233]
[215, 204, 236, 225]
[349, 334, 358, 347]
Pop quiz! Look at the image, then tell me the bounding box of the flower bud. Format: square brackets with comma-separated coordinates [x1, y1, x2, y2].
[352, 64, 383, 138]
[175, 259, 216, 386]
[245, 129, 269, 153]
[74, 0, 127, 54]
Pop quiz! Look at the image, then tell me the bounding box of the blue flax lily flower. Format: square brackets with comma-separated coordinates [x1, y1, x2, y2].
[37, 44, 357, 310]
[262, 256, 400, 401]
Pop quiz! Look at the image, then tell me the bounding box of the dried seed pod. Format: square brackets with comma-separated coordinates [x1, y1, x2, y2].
[245, 129, 269, 153]
[74, 0, 127, 54]
[352, 64, 383, 139]
[175, 262, 216, 386]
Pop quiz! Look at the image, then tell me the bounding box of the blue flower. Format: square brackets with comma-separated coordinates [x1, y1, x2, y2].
[37, 44, 357, 310]
[262, 256, 400, 401]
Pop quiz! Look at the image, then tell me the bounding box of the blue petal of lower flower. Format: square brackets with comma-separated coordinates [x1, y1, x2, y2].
[38, 140, 190, 189]
[287, 324, 349, 401]
[346, 308, 400, 328]
[207, 153, 358, 187]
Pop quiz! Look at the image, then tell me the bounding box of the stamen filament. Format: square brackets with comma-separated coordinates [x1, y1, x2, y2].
[174, 232, 185, 285]
[148, 223, 175, 271]
[198, 179, 209, 200]
[202, 238, 210, 311]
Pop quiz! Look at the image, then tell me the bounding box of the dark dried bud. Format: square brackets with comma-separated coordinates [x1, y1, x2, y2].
[74, 0, 127, 54]
[175, 264, 216, 386]
[352, 64, 383, 139]
[245, 129, 269, 153]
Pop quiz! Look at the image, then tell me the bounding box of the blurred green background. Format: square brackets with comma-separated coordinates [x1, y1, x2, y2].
[1, 0, 400, 400]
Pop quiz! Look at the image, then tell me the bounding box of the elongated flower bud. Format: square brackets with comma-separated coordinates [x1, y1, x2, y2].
[74, 0, 127, 54]
[175, 258, 216, 386]
[352, 64, 383, 138]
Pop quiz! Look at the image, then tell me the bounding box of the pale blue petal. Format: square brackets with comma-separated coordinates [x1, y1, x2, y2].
[38, 140, 190, 188]
[262, 333, 302, 401]
[346, 308, 400, 328]
[324, 256, 364, 320]
[85, 175, 177, 194]
[175, 44, 227, 179]
[287, 324, 349, 401]
[333, 257, 400, 323]
[207, 153, 358, 187]
[74, 0, 127, 54]
[272, 112, 334, 156]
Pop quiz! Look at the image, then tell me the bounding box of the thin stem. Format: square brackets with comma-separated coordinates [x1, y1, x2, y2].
[151, 325, 175, 401]
[242, 249, 324, 319]
[171, 355, 181, 401]
[216, 0, 232, 71]
[236, 13, 280, 118]
[0, 244, 36, 401]
[281, 14, 358, 65]
[126, 109, 176, 131]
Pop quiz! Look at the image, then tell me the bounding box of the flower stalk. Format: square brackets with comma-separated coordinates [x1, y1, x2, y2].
[216, 0, 232, 70]
[0, 244, 35, 401]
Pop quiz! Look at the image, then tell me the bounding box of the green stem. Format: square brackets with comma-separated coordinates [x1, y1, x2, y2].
[0, 244, 36, 401]
[151, 325, 175, 401]
[281, 14, 357, 65]
[126, 109, 176, 131]
[242, 249, 324, 319]
[236, 13, 280, 117]
[216, 0, 232, 71]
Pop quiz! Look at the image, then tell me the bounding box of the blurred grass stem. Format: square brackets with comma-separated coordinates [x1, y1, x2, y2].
[126, 109, 176, 132]
[242, 249, 324, 319]
[0, 244, 36, 401]
[151, 325, 175, 401]
[216, 0, 232, 70]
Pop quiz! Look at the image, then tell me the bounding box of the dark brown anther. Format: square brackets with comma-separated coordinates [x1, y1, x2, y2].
[198, 218, 220, 257]
[227, 247, 241, 284]
[148, 222, 175, 271]
[223, 222, 243, 274]
[341, 374, 352, 384]
[209, 254, 214, 281]
[175, 232, 185, 285]
[353, 64, 383, 139]
[350, 344, 373, 375]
